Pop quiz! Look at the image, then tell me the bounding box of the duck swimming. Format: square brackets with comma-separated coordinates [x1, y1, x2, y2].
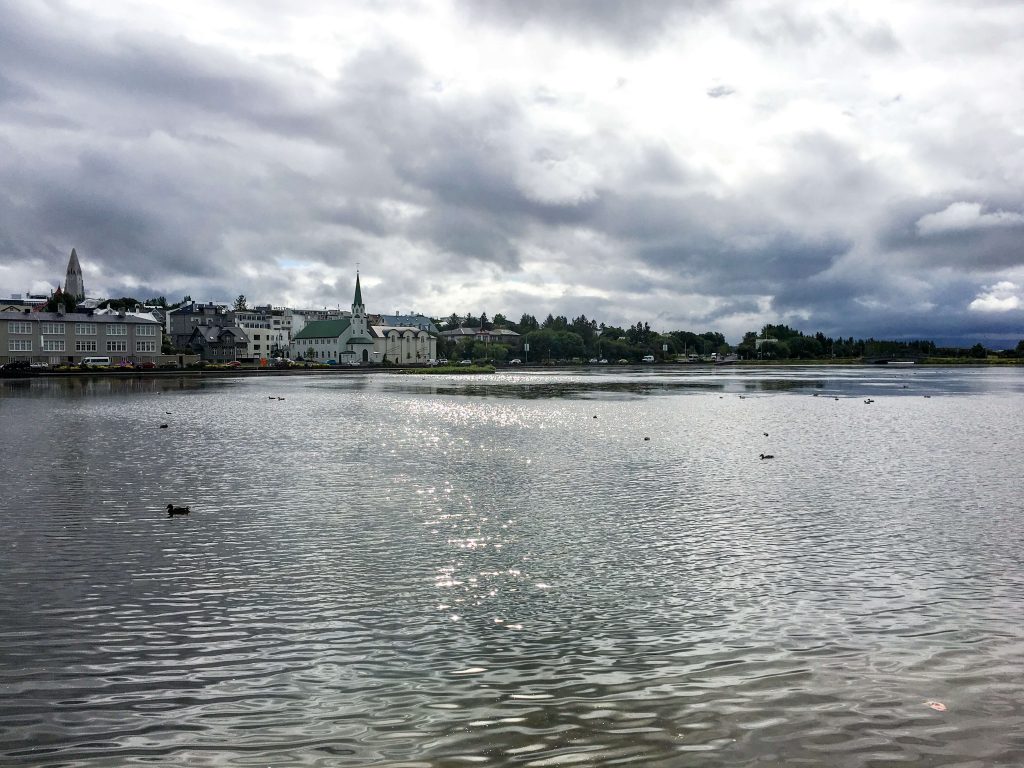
[759, 453, 775, 460]
[166, 504, 190, 516]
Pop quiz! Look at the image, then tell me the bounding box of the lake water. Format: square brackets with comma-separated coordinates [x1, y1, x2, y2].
[2, 366, 1023, 767]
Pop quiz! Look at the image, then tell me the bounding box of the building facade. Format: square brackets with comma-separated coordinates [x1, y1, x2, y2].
[371, 324, 437, 364]
[1, 310, 163, 365]
[289, 274, 396, 364]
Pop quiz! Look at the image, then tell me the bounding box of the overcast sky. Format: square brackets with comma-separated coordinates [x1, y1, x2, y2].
[2, 1, 1023, 345]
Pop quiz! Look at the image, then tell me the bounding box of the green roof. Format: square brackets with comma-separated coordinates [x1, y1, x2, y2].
[293, 318, 351, 340]
[353, 273, 362, 307]
[346, 336, 374, 345]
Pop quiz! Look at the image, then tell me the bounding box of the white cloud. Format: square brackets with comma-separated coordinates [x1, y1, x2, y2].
[969, 281, 1022, 313]
[916, 202, 1024, 236]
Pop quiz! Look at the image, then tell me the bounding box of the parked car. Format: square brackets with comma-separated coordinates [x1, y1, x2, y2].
[225, 360, 242, 368]
[598, 359, 609, 364]
[642, 355, 655, 363]
[139, 362, 156, 369]
[509, 358, 522, 365]
[459, 359, 473, 365]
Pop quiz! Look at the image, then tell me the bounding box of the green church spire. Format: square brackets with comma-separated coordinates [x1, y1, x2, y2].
[353, 271, 362, 308]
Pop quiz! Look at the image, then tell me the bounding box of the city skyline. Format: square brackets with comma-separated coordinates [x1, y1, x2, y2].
[1, 2, 1023, 346]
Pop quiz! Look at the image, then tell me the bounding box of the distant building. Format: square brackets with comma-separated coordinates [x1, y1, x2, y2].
[290, 274, 421, 364]
[64, 248, 85, 302]
[186, 324, 250, 363]
[440, 327, 521, 345]
[372, 313, 440, 334]
[1, 308, 162, 365]
[371, 323, 437, 364]
[165, 302, 232, 349]
[234, 305, 290, 360]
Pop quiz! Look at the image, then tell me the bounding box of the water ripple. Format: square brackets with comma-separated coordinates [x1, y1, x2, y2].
[2, 368, 1023, 765]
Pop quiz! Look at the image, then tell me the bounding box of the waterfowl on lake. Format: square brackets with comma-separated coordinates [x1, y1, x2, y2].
[760, 453, 774, 459]
[763, 432, 769, 437]
[644, 436, 650, 441]
[166, 504, 190, 516]
[159, 424, 168, 428]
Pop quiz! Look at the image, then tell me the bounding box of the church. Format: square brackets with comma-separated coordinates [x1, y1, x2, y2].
[289, 274, 437, 365]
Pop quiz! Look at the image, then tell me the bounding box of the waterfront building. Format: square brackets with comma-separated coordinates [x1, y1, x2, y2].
[234, 305, 290, 360]
[0, 309, 163, 366]
[185, 324, 250, 363]
[288, 274, 377, 364]
[165, 302, 232, 349]
[371, 323, 437, 365]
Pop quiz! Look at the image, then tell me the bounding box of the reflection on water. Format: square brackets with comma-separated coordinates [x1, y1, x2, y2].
[2, 367, 1024, 766]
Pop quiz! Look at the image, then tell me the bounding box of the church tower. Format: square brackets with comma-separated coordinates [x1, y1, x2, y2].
[64, 248, 85, 301]
[352, 271, 365, 317]
[350, 271, 367, 337]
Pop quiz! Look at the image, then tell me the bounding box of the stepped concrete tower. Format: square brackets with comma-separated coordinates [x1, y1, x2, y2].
[64, 248, 85, 301]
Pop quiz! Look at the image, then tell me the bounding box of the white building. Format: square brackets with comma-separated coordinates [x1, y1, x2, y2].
[289, 275, 375, 364]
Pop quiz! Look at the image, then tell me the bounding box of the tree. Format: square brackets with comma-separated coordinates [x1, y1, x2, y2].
[234, 295, 248, 311]
[570, 315, 598, 348]
[492, 313, 509, 328]
[736, 331, 758, 359]
[517, 314, 539, 333]
[600, 324, 626, 340]
[969, 343, 988, 359]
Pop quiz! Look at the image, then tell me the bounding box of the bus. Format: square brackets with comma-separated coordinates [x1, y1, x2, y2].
[81, 356, 111, 366]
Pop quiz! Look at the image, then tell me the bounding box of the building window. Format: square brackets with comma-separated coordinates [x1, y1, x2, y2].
[9, 339, 32, 351]
[41, 322, 65, 335]
[75, 323, 97, 335]
[107, 340, 127, 352]
[76, 340, 98, 352]
[107, 324, 127, 336]
[253, 334, 261, 340]
[8, 321, 32, 334]
[136, 341, 156, 353]
[43, 339, 65, 352]
[136, 325, 156, 336]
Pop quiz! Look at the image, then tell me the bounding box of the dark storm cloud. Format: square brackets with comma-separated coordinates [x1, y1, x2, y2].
[1, 1, 1021, 348]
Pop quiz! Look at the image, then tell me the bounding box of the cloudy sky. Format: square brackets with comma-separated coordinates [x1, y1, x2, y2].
[2, 1, 1023, 345]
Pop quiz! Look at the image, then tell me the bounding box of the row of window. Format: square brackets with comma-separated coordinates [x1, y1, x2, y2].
[9, 340, 158, 353]
[8, 321, 157, 336]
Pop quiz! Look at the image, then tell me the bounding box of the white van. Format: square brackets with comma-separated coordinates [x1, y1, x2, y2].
[641, 355, 655, 363]
[81, 356, 111, 366]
